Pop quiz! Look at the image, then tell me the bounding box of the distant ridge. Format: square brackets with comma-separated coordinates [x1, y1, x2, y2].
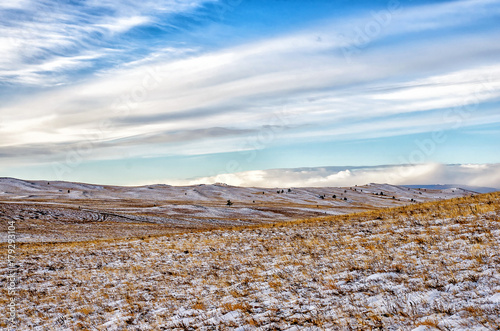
[402, 184, 498, 194]
[0, 177, 478, 243]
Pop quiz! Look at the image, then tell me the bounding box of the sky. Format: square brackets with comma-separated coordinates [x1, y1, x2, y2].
[0, 0, 499, 187]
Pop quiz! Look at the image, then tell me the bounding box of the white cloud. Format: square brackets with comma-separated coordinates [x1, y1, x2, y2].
[94, 16, 150, 34]
[0, 0, 214, 85]
[336, 0, 500, 47]
[1, 0, 500, 169]
[0, 52, 105, 86]
[0, 0, 29, 9]
[171, 164, 500, 189]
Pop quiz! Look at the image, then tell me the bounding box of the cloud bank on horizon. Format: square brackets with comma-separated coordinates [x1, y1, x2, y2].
[171, 164, 500, 190]
[0, 0, 499, 184]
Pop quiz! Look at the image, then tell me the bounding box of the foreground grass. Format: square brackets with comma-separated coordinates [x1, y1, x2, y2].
[1, 193, 499, 330]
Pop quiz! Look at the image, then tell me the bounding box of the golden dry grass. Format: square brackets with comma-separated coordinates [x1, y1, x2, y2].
[1, 192, 499, 329]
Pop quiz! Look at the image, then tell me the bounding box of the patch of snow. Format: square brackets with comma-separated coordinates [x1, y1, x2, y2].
[488, 293, 500, 303]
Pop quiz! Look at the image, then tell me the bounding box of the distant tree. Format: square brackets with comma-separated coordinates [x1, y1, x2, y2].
[277, 190, 280, 194]
[332, 195, 336, 199]
[380, 192, 384, 196]
[344, 197, 347, 201]
[319, 195, 324, 199]
[392, 196, 395, 199]
[263, 192, 265, 194]
[288, 188, 292, 192]
[226, 200, 233, 206]
[281, 189, 284, 193]
[68, 190, 70, 193]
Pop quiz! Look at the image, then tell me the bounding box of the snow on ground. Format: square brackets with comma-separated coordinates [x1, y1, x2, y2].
[0, 178, 477, 243]
[2, 192, 499, 329]
[0, 178, 473, 204]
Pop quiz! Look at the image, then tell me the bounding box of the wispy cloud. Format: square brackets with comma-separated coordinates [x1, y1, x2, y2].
[0, 0, 29, 10]
[2, 31, 499, 163]
[0, 0, 499, 182]
[0, 0, 214, 86]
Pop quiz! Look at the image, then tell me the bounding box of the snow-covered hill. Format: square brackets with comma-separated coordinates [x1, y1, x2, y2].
[0, 178, 475, 242]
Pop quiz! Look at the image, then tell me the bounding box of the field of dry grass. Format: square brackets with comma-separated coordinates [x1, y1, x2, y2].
[1, 192, 499, 330]
[0, 178, 473, 243]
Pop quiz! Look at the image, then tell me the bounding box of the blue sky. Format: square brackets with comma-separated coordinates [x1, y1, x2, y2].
[1, 0, 500, 186]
